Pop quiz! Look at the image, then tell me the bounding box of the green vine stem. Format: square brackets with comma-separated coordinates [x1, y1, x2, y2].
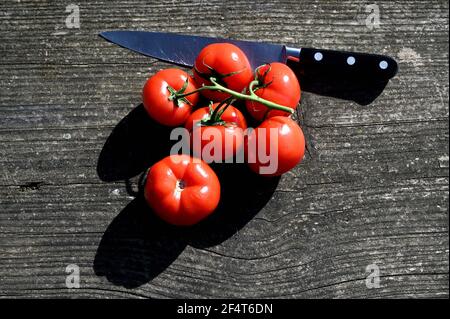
[173, 77, 294, 115]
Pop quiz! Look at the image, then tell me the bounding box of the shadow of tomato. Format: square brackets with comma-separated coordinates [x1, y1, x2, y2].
[94, 104, 279, 288]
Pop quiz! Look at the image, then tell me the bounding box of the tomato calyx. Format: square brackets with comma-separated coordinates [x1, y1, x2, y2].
[194, 59, 246, 88]
[167, 77, 193, 107]
[247, 64, 275, 101]
[197, 99, 237, 128]
[252, 64, 274, 91]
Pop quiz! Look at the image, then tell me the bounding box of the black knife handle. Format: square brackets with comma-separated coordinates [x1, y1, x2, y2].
[287, 47, 398, 82]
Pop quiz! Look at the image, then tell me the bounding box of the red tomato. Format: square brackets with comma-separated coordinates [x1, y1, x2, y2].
[246, 62, 301, 121]
[193, 43, 253, 101]
[144, 154, 220, 226]
[142, 68, 199, 127]
[246, 116, 305, 176]
[184, 102, 247, 131]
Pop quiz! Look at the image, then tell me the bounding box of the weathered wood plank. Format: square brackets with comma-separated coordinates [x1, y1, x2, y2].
[0, 0, 448, 298]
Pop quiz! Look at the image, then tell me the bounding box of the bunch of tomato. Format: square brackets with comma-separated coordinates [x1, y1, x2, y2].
[141, 43, 305, 226]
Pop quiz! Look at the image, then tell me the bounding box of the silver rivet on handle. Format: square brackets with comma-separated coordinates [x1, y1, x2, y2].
[347, 56, 356, 65]
[379, 60, 388, 69]
[314, 52, 323, 61]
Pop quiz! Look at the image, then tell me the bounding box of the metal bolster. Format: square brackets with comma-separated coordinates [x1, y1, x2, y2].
[286, 47, 301, 59]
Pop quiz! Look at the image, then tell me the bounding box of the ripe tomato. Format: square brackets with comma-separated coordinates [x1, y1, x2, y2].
[246, 62, 301, 121]
[193, 43, 253, 101]
[246, 116, 305, 176]
[142, 68, 199, 127]
[144, 154, 221, 226]
[185, 103, 247, 163]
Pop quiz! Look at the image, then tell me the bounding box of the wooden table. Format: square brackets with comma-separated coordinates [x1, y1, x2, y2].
[1, 0, 448, 298]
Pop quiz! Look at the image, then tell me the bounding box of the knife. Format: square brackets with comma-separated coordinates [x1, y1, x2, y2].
[100, 31, 398, 105]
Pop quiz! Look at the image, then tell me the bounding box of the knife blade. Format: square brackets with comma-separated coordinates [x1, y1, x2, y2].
[100, 31, 288, 70]
[100, 31, 398, 104]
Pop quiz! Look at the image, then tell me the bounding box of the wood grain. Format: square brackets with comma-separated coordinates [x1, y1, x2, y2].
[0, 0, 448, 298]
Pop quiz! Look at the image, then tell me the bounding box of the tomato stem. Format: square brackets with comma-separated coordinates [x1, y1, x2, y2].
[248, 80, 260, 97]
[216, 98, 236, 120]
[174, 77, 294, 115]
[210, 97, 235, 123]
[209, 78, 293, 114]
[167, 79, 193, 106]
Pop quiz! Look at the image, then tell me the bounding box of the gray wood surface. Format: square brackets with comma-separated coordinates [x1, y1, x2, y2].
[0, 0, 448, 298]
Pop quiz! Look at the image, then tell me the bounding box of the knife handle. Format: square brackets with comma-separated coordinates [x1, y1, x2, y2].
[286, 47, 398, 82]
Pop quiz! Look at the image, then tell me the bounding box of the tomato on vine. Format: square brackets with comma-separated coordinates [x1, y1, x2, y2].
[142, 68, 199, 127]
[246, 116, 305, 176]
[246, 62, 301, 121]
[193, 43, 253, 101]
